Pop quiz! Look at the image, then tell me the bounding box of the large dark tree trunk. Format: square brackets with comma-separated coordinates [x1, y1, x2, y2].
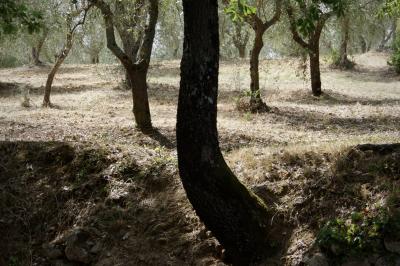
[249, 29, 269, 112]
[309, 46, 322, 97]
[177, 0, 274, 264]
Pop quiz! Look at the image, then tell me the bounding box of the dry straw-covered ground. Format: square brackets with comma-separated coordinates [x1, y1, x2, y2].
[1, 52, 400, 265]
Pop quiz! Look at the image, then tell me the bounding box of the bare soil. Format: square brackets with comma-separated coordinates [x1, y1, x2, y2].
[0, 52, 400, 266]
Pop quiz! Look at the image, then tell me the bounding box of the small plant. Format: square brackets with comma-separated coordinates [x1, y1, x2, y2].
[317, 207, 400, 258]
[20, 86, 31, 108]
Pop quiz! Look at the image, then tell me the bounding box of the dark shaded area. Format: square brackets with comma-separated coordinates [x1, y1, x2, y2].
[144, 127, 175, 149]
[0, 141, 221, 266]
[270, 106, 400, 133]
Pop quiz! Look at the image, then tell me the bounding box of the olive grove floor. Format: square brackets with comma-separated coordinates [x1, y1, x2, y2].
[0, 52, 400, 265]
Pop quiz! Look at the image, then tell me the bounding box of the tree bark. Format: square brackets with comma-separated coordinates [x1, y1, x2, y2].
[359, 35, 367, 53]
[249, 28, 269, 112]
[309, 46, 322, 97]
[43, 34, 73, 107]
[178, 1, 274, 264]
[128, 68, 152, 131]
[337, 15, 353, 69]
[31, 28, 48, 66]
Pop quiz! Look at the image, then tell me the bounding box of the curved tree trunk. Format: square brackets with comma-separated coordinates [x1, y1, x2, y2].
[249, 29, 269, 112]
[178, 1, 274, 264]
[43, 34, 73, 107]
[31, 29, 48, 66]
[309, 46, 322, 97]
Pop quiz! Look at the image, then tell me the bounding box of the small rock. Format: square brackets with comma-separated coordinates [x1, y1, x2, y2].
[122, 232, 130, 240]
[385, 238, 400, 255]
[65, 245, 90, 264]
[52, 259, 76, 266]
[90, 243, 102, 254]
[64, 229, 92, 264]
[341, 258, 369, 266]
[157, 237, 168, 245]
[303, 253, 329, 266]
[43, 243, 63, 259]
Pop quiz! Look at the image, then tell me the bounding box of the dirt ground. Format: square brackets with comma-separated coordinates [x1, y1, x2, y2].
[1, 52, 400, 266]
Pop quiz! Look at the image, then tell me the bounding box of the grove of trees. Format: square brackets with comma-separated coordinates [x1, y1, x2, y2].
[1, 0, 400, 264]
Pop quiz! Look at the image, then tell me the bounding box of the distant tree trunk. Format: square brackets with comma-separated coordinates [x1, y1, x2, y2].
[31, 29, 48, 66]
[249, 28, 269, 112]
[337, 15, 353, 69]
[43, 34, 73, 107]
[309, 46, 322, 97]
[378, 21, 396, 51]
[90, 54, 99, 64]
[43, 7, 90, 107]
[128, 68, 152, 130]
[359, 35, 367, 53]
[238, 45, 246, 58]
[232, 23, 249, 59]
[178, 0, 274, 264]
[286, 5, 328, 97]
[93, 0, 157, 131]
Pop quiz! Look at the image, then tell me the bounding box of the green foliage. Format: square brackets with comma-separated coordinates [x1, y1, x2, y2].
[0, 0, 43, 37]
[317, 208, 400, 258]
[224, 0, 256, 22]
[381, 0, 400, 16]
[291, 0, 346, 36]
[388, 36, 400, 74]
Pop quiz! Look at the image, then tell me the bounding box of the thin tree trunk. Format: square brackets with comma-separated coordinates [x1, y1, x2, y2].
[32, 29, 48, 66]
[238, 45, 246, 58]
[309, 46, 322, 97]
[359, 35, 367, 53]
[43, 34, 73, 107]
[178, 1, 275, 264]
[337, 15, 353, 69]
[249, 29, 269, 112]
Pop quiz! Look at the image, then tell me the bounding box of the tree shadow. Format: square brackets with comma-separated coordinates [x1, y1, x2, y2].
[271, 106, 400, 133]
[333, 65, 400, 84]
[286, 89, 400, 106]
[143, 127, 176, 149]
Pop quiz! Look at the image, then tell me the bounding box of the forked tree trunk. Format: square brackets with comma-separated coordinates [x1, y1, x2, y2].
[93, 0, 157, 131]
[177, 0, 274, 264]
[309, 46, 322, 97]
[249, 29, 269, 112]
[43, 34, 73, 107]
